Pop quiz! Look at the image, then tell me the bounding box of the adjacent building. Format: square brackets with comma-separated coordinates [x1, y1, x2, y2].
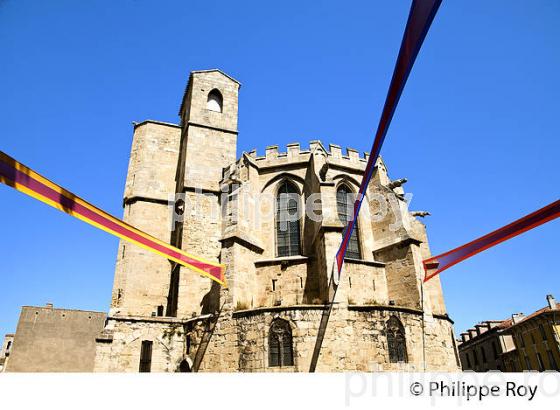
[458, 319, 515, 371]
[2, 304, 106, 372]
[509, 295, 560, 372]
[458, 294, 560, 372]
[0, 334, 14, 372]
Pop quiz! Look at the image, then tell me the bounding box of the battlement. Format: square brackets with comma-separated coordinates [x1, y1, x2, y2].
[221, 140, 387, 184]
[244, 140, 371, 163]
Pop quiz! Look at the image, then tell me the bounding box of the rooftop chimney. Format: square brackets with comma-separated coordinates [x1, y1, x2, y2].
[45, 302, 53, 309]
[512, 313, 525, 324]
[485, 321, 501, 329]
[547, 294, 556, 309]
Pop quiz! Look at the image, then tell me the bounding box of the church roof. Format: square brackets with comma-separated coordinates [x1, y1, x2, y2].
[178, 69, 241, 116]
[190, 69, 241, 85]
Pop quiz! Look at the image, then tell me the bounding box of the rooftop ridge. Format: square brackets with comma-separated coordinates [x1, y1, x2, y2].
[132, 119, 181, 129]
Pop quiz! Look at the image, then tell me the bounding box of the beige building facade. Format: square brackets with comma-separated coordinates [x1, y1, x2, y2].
[93, 69, 460, 372]
[458, 320, 516, 371]
[4, 305, 106, 372]
[458, 294, 560, 372]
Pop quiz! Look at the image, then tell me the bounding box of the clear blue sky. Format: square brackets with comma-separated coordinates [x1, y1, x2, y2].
[0, 0, 558, 339]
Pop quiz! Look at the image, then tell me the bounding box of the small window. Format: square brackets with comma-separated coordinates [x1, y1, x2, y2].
[166, 266, 180, 317]
[139, 340, 153, 372]
[268, 318, 294, 367]
[207, 89, 223, 112]
[524, 355, 531, 370]
[386, 316, 407, 363]
[178, 359, 191, 372]
[491, 341, 498, 359]
[547, 350, 558, 371]
[536, 353, 545, 372]
[539, 324, 547, 340]
[337, 185, 361, 259]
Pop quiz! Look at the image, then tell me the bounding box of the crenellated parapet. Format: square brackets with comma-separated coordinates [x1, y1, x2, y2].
[221, 140, 393, 189]
[243, 140, 370, 165]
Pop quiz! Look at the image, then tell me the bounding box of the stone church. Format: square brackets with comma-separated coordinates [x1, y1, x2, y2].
[89, 69, 460, 372]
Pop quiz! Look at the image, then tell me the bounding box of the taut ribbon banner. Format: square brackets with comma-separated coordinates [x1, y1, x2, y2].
[0, 151, 226, 286]
[423, 199, 560, 282]
[335, 0, 443, 274]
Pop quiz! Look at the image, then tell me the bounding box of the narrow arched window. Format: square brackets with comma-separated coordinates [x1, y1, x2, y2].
[139, 340, 153, 372]
[386, 316, 408, 363]
[276, 181, 301, 257]
[337, 184, 361, 259]
[207, 89, 223, 112]
[178, 359, 191, 372]
[268, 318, 294, 367]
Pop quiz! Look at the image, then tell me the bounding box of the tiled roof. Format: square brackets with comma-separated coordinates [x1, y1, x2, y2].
[510, 306, 558, 328]
[497, 318, 513, 329]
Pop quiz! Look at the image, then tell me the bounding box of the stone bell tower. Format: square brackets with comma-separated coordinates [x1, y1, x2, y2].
[170, 70, 241, 317]
[177, 69, 240, 192]
[108, 70, 240, 319]
[95, 70, 240, 372]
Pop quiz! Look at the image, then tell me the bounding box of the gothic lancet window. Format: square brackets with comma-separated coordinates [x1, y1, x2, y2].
[275, 181, 301, 257]
[386, 316, 408, 363]
[207, 89, 223, 112]
[269, 318, 294, 367]
[336, 184, 361, 259]
[178, 359, 191, 372]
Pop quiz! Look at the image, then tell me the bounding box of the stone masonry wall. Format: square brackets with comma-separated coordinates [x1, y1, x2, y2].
[196, 306, 458, 372]
[95, 305, 459, 372]
[111, 121, 180, 317]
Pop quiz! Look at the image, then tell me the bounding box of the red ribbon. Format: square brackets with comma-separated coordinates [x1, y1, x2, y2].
[0, 151, 226, 286]
[336, 0, 443, 273]
[424, 200, 560, 282]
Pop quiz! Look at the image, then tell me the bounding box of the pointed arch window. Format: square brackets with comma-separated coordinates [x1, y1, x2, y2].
[386, 316, 408, 363]
[276, 181, 301, 257]
[178, 359, 191, 372]
[207, 89, 223, 112]
[268, 318, 294, 367]
[337, 184, 361, 259]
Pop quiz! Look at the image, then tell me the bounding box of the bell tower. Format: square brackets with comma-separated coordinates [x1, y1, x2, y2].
[177, 69, 240, 192]
[172, 70, 241, 316]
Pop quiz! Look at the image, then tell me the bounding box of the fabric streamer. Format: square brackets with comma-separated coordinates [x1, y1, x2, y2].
[0, 151, 226, 286]
[423, 199, 560, 282]
[335, 0, 443, 274]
